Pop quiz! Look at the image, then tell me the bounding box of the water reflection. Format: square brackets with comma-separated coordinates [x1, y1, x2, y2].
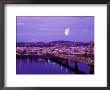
[66, 68, 67, 72]
[16, 58, 89, 74]
[27, 58, 29, 63]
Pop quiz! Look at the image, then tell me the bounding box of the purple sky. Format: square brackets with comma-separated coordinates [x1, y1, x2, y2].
[16, 16, 94, 42]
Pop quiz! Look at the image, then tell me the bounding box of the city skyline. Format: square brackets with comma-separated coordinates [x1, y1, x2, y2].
[16, 16, 94, 43]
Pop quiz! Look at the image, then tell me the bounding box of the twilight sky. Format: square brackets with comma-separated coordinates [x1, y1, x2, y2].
[16, 16, 94, 42]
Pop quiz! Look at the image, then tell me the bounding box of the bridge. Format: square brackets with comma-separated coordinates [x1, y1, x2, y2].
[16, 52, 94, 74]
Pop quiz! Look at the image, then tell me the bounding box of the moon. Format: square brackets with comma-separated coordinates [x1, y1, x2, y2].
[65, 28, 70, 36]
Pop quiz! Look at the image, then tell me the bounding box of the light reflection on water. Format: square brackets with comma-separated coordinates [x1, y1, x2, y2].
[16, 59, 89, 74]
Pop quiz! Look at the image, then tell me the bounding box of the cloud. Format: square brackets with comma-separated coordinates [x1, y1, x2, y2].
[17, 23, 24, 26]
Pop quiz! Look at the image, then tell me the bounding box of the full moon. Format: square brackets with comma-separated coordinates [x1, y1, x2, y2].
[65, 28, 70, 37]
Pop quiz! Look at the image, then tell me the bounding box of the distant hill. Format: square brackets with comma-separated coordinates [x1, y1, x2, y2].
[16, 41, 94, 47]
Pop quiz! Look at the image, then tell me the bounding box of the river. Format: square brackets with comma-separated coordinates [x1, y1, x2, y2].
[16, 59, 90, 74]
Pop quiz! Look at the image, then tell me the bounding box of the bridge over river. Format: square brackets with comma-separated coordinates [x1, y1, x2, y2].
[16, 52, 94, 74]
